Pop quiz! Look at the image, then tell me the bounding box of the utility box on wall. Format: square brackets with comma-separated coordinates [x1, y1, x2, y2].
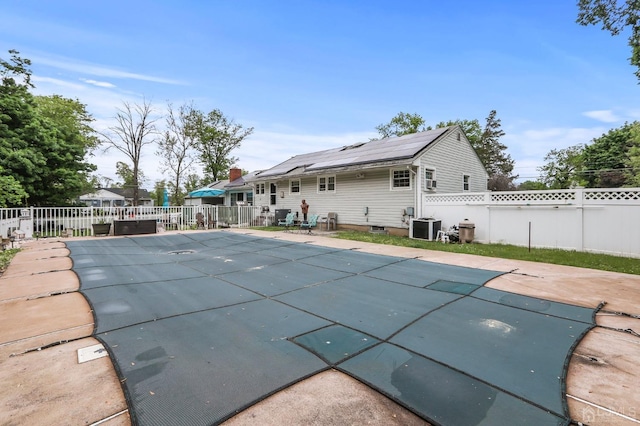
[410, 218, 441, 241]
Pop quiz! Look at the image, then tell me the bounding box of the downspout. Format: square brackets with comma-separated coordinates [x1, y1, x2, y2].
[409, 165, 419, 218]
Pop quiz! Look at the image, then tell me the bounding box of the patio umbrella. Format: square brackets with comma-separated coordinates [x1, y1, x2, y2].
[188, 188, 225, 198]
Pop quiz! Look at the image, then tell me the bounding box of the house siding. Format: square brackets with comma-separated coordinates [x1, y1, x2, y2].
[254, 170, 415, 230]
[250, 126, 488, 233]
[418, 130, 487, 194]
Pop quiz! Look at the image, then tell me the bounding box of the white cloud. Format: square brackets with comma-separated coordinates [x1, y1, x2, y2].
[583, 110, 620, 123]
[81, 78, 116, 88]
[32, 76, 86, 91]
[31, 54, 186, 85]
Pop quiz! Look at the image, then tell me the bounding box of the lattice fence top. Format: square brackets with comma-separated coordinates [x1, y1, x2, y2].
[490, 191, 576, 203]
[425, 194, 485, 203]
[584, 189, 640, 201]
[424, 188, 640, 205]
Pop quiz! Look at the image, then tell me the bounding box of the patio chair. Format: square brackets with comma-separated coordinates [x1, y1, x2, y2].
[278, 212, 296, 232]
[195, 212, 205, 229]
[299, 214, 319, 234]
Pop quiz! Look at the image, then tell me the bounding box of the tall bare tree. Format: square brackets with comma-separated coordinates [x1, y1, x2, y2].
[156, 102, 198, 205]
[102, 99, 157, 205]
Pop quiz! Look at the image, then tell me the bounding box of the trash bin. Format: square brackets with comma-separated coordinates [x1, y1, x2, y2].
[459, 219, 475, 243]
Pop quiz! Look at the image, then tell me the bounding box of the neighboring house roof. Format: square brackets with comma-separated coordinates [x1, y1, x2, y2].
[250, 127, 453, 181]
[78, 189, 125, 200]
[204, 180, 228, 190]
[107, 187, 153, 200]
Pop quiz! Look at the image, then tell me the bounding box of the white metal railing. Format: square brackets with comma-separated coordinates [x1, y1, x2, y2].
[0, 205, 263, 238]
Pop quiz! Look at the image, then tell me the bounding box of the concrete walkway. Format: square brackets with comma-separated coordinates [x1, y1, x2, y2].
[1, 229, 638, 425]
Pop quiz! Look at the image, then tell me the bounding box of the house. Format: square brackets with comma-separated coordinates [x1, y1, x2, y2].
[184, 168, 256, 206]
[107, 188, 155, 207]
[246, 126, 488, 236]
[224, 168, 257, 206]
[78, 188, 126, 208]
[78, 188, 155, 208]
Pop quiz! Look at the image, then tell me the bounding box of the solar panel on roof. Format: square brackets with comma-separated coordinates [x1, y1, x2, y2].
[257, 127, 451, 177]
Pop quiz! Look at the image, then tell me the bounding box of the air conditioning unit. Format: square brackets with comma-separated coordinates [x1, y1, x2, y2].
[426, 179, 437, 189]
[355, 172, 365, 179]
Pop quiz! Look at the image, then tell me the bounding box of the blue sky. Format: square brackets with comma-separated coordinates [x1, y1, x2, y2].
[2, 1, 639, 187]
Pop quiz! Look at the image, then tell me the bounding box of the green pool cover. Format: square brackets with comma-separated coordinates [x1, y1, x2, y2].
[68, 232, 596, 426]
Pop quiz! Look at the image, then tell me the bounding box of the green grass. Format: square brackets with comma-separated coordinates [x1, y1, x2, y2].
[253, 226, 639, 275]
[0, 249, 20, 274]
[334, 230, 640, 275]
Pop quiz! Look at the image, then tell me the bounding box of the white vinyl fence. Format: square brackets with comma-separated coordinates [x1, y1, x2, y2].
[423, 188, 640, 258]
[0, 205, 265, 239]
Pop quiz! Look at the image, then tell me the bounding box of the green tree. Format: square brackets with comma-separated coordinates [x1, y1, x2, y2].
[184, 173, 203, 193]
[114, 161, 145, 189]
[1, 49, 41, 205]
[435, 118, 483, 146]
[157, 103, 198, 205]
[101, 99, 157, 205]
[517, 180, 548, 191]
[374, 112, 426, 139]
[1, 50, 98, 206]
[0, 166, 28, 207]
[188, 109, 253, 182]
[33, 95, 99, 204]
[582, 122, 636, 187]
[538, 144, 586, 189]
[478, 111, 513, 177]
[625, 123, 640, 186]
[577, 0, 640, 81]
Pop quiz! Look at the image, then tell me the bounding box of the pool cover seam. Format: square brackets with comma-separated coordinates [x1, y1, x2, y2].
[91, 297, 268, 335]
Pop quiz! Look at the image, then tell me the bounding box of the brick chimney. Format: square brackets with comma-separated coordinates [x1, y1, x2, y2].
[229, 168, 242, 182]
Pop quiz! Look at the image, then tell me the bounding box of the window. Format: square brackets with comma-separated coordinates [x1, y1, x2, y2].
[392, 169, 411, 189]
[270, 183, 277, 205]
[318, 175, 336, 192]
[230, 192, 245, 205]
[328, 176, 335, 191]
[258, 183, 265, 194]
[463, 174, 470, 191]
[425, 168, 437, 190]
[290, 179, 300, 193]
